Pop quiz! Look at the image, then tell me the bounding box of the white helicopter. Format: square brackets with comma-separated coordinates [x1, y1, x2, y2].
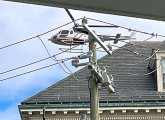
[50, 9, 136, 46]
[50, 27, 136, 46]
[50, 28, 89, 46]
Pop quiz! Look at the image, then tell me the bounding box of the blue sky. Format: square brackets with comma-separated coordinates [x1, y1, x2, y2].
[1, 1, 165, 120]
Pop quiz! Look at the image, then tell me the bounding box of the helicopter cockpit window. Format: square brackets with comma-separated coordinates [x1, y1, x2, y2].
[61, 30, 69, 34]
[70, 30, 73, 34]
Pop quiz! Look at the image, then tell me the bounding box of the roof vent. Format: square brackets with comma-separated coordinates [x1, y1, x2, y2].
[58, 95, 60, 100]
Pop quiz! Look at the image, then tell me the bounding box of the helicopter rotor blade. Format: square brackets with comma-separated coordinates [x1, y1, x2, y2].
[88, 25, 119, 28]
[98, 34, 136, 42]
[65, 9, 77, 26]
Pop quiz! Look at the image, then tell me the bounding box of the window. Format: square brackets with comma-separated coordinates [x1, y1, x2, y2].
[70, 30, 73, 34]
[155, 51, 165, 92]
[162, 59, 165, 89]
[58, 31, 61, 34]
[149, 50, 165, 92]
[61, 30, 69, 34]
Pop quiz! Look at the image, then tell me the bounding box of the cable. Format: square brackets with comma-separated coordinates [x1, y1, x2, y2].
[0, 61, 65, 82]
[87, 17, 165, 53]
[38, 36, 81, 81]
[106, 50, 158, 68]
[118, 40, 155, 50]
[62, 61, 80, 81]
[87, 17, 165, 38]
[38, 36, 73, 74]
[0, 18, 82, 50]
[0, 55, 53, 75]
[142, 36, 155, 42]
[97, 43, 151, 58]
[0, 44, 78, 76]
[115, 43, 155, 58]
[38, 36, 81, 80]
[0, 56, 72, 75]
[1, 48, 157, 81]
[112, 62, 161, 77]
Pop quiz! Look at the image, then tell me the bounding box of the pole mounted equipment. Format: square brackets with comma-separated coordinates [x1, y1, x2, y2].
[91, 66, 115, 93]
[82, 17, 112, 55]
[58, 9, 117, 120]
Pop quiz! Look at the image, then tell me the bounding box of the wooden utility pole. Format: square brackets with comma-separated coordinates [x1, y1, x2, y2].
[89, 37, 99, 120]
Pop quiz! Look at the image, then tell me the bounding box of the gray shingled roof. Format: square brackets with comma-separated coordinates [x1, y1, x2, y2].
[22, 41, 165, 104]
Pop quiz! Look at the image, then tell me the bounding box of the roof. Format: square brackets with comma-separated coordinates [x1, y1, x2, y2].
[6, 0, 165, 21]
[22, 41, 165, 105]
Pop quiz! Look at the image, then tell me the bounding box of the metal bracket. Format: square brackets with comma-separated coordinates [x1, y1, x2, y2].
[91, 66, 115, 93]
[71, 51, 93, 68]
[82, 17, 112, 55]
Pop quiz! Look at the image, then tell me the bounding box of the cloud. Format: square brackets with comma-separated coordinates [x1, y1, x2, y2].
[0, 3, 72, 117]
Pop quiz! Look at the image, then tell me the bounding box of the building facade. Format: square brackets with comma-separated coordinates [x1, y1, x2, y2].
[19, 41, 165, 120]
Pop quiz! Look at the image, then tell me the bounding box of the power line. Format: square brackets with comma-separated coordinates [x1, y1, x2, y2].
[87, 17, 165, 38]
[1, 17, 163, 81]
[112, 62, 161, 77]
[106, 50, 158, 68]
[0, 18, 82, 50]
[97, 43, 152, 58]
[62, 61, 80, 81]
[38, 36, 80, 80]
[0, 61, 65, 82]
[0, 44, 79, 75]
[86, 17, 165, 60]
[0, 55, 52, 75]
[142, 36, 155, 42]
[38, 36, 73, 74]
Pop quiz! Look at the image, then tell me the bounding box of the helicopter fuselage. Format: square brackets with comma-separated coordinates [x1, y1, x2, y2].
[50, 29, 89, 46]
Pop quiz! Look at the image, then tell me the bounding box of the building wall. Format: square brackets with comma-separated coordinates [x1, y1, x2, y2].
[21, 108, 165, 120]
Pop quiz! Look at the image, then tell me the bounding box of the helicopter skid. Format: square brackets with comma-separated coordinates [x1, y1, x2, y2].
[59, 47, 84, 53]
[61, 38, 86, 45]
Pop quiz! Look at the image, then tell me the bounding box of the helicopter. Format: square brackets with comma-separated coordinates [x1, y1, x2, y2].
[50, 27, 136, 46]
[50, 28, 88, 46]
[50, 9, 136, 46]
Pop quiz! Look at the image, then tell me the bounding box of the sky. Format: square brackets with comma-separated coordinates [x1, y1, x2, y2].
[1, 1, 165, 120]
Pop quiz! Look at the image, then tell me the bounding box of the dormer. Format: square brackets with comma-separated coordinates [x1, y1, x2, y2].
[149, 49, 165, 92]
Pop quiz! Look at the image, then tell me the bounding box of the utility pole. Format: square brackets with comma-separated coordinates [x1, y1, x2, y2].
[72, 17, 115, 120]
[82, 17, 114, 120]
[89, 36, 99, 120]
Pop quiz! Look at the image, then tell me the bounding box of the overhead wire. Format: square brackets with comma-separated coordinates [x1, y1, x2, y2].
[87, 17, 165, 38]
[0, 18, 82, 50]
[38, 36, 72, 74]
[1, 17, 164, 81]
[0, 60, 66, 82]
[87, 17, 165, 51]
[106, 50, 158, 69]
[0, 44, 80, 76]
[112, 61, 161, 77]
[0, 17, 86, 81]
[62, 62, 80, 81]
[0, 55, 72, 75]
[0, 55, 53, 75]
[38, 36, 80, 80]
[142, 36, 155, 42]
[97, 43, 152, 58]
